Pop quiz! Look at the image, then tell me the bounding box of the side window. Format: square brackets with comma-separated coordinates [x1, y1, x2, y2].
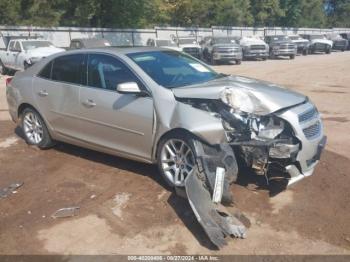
[52, 54, 86, 85]
[14, 41, 21, 52]
[38, 61, 53, 79]
[87, 54, 141, 91]
[8, 41, 15, 51]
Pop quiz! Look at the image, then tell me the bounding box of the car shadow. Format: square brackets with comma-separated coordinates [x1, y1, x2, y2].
[14, 126, 217, 250]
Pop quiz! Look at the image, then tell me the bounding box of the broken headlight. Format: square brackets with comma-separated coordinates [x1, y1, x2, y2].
[251, 117, 285, 139]
[220, 88, 270, 115]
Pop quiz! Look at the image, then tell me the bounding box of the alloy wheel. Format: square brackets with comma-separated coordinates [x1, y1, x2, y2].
[23, 112, 44, 144]
[160, 139, 195, 186]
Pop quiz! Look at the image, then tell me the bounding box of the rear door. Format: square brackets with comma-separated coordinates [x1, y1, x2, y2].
[78, 53, 154, 161]
[33, 54, 86, 139]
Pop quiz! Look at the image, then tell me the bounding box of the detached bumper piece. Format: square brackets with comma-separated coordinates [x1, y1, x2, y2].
[185, 168, 247, 248]
[175, 141, 248, 248]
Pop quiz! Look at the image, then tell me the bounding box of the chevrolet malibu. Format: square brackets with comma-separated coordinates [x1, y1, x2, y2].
[6, 47, 326, 190]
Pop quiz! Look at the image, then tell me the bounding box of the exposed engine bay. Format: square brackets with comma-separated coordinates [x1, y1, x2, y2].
[176, 94, 302, 192]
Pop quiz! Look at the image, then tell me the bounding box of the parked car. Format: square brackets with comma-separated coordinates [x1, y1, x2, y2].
[264, 35, 296, 59]
[146, 38, 182, 51]
[237, 36, 269, 60]
[175, 37, 202, 59]
[289, 35, 309, 55]
[0, 38, 64, 74]
[300, 34, 333, 54]
[6, 47, 327, 246]
[70, 38, 112, 49]
[326, 33, 348, 52]
[340, 33, 350, 50]
[6, 47, 326, 191]
[201, 36, 242, 65]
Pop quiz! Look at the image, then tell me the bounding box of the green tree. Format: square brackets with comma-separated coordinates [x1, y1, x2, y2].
[0, 0, 21, 25]
[250, 0, 285, 26]
[298, 0, 327, 28]
[326, 0, 350, 27]
[20, 0, 66, 26]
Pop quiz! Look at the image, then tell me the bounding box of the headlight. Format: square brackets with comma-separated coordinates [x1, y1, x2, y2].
[220, 88, 270, 115]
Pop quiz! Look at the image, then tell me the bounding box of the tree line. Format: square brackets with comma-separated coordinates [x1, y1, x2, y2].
[0, 0, 349, 29]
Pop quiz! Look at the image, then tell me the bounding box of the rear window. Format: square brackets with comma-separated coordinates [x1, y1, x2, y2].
[52, 54, 86, 85]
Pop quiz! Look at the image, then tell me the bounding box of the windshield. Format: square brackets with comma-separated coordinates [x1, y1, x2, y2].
[270, 35, 290, 42]
[156, 40, 177, 47]
[213, 38, 237, 44]
[178, 38, 197, 45]
[22, 41, 54, 50]
[127, 51, 220, 88]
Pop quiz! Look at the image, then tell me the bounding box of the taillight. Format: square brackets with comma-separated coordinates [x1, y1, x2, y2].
[5, 77, 12, 86]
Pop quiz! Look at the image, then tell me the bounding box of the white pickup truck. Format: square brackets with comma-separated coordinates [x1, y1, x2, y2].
[0, 38, 64, 75]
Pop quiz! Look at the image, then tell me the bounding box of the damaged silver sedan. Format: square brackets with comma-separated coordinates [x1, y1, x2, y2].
[6, 47, 326, 247]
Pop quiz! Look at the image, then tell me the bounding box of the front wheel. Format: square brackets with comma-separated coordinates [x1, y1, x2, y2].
[20, 107, 55, 149]
[326, 47, 331, 54]
[157, 133, 196, 187]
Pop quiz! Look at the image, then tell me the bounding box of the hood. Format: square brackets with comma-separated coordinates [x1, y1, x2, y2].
[26, 47, 65, 57]
[292, 39, 309, 44]
[240, 38, 267, 46]
[212, 43, 240, 48]
[172, 75, 306, 115]
[311, 39, 333, 46]
[270, 40, 293, 46]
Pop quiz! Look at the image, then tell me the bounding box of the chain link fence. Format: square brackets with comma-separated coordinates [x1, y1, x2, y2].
[1, 25, 350, 48]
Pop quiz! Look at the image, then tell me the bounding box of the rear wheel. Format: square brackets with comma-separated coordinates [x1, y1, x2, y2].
[20, 107, 55, 149]
[326, 46, 331, 54]
[157, 132, 196, 187]
[290, 54, 295, 60]
[236, 59, 242, 65]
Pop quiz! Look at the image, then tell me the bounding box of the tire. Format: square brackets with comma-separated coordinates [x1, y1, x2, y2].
[157, 132, 196, 187]
[236, 59, 242, 65]
[290, 54, 295, 60]
[0, 60, 8, 75]
[269, 50, 275, 59]
[326, 47, 331, 54]
[302, 49, 308, 56]
[20, 107, 55, 149]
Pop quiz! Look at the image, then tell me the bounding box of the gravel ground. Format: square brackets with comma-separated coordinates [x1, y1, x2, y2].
[0, 52, 350, 255]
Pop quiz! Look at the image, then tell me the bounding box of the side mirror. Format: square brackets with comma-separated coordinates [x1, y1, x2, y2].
[116, 82, 142, 94]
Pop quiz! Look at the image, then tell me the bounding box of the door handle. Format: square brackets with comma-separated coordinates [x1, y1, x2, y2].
[38, 90, 48, 97]
[82, 99, 96, 108]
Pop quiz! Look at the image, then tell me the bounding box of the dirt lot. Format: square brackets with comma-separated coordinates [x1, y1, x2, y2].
[0, 52, 350, 255]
